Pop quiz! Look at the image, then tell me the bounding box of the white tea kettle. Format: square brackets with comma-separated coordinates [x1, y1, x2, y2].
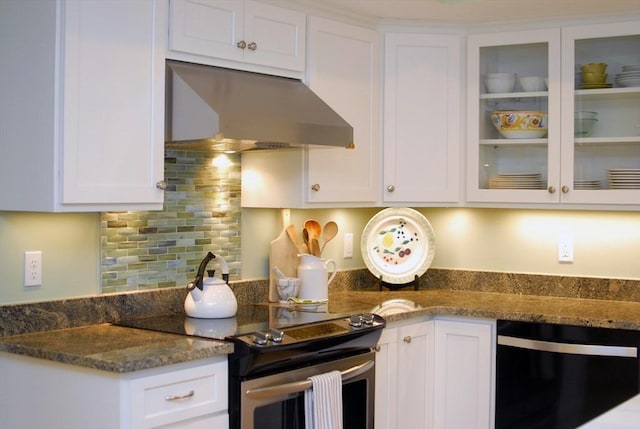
[185, 252, 237, 318]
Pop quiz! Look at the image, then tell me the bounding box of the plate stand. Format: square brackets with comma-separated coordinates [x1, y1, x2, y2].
[379, 274, 420, 291]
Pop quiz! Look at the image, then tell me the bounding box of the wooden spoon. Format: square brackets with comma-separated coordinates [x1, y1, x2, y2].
[304, 219, 322, 242]
[286, 224, 307, 254]
[302, 228, 310, 254]
[321, 221, 338, 253]
[310, 238, 321, 257]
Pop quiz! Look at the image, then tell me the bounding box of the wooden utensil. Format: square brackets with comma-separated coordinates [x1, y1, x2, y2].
[286, 224, 307, 254]
[304, 219, 322, 242]
[321, 221, 338, 253]
[310, 238, 321, 257]
[302, 227, 310, 252]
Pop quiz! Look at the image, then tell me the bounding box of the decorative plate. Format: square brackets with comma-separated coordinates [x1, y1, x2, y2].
[361, 208, 436, 284]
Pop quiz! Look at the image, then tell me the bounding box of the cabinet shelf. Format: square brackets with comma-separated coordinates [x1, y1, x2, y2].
[575, 136, 640, 145]
[480, 138, 548, 146]
[480, 91, 548, 100]
[575, 86, 640, 98]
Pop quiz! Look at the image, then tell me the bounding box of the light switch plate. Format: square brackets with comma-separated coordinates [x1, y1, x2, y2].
[558, 236, 574, 263]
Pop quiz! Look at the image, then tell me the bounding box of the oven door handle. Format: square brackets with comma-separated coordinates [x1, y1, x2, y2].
[244, 359, 374, 400]
[498, 335, 638, 358]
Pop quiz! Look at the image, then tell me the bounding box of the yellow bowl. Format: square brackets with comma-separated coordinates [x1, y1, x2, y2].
[581, 62, 607, 73]
[490, 111, 548, 139]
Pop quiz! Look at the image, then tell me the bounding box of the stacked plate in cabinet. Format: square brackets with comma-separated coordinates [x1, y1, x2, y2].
[574, 180, 602, 190]
[608, 169, 640, 189]
[489, 173, 545, 189]
[615, 65, 640, 87]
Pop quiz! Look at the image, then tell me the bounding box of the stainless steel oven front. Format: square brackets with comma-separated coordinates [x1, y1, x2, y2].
[240, 350, 375, 429]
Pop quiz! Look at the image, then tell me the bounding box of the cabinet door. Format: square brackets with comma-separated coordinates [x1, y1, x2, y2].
[169, 0, 304, 72]
[169, 0, 244, 62]
[396, 321, 433, 429]
[306, 17, 379, 204]
[383, 33, 462, 203]
[243, 0, 305, 72]
[432, 319, 495, 429]
[61, 0, 165, 208]
[374, 327, 399, 429]
[560, 21, 640, 205]
[466, 29, 561, 204]
[0, 0, 165, 211]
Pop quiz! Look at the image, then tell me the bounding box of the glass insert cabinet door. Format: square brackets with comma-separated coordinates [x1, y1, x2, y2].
[560, 21, 640, 205]
[466, 28, 562, 204]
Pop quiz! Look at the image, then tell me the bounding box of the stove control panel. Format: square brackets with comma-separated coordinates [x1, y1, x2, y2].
[241, 313, 384, 348]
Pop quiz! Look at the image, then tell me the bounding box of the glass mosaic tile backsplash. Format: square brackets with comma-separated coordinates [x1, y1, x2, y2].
[100, 150, 241, 294]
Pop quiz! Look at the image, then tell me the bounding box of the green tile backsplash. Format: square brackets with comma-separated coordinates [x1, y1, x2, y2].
[100, 150, 241, 294]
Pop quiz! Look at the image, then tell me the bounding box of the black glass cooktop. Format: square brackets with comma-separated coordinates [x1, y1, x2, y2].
[115, 304, 358, 341]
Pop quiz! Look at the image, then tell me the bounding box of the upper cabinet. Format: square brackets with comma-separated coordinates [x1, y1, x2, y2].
[241, 16, 379, 208]
[467, 21, 640, 207]
[168, 0, 306, 76]
[0, 0, 166, 212]
[383, 33, 462, 204]
[466, 29, 562, 204]
[305, 16, 379, 205]
[560, 21, 640, 205]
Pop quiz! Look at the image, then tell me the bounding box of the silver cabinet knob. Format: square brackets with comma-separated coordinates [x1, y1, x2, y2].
[561, 185, 569, 193]
[236, 40, 247, 49]
[311, 184, 320, 192]
[403, 336, 412, 343]
[374, 345, 381, 352]
[387, 185, 395, 192]
[156, 180, 167, 190]
[547, 186, 556, 194]
[247, 42, 257, 51]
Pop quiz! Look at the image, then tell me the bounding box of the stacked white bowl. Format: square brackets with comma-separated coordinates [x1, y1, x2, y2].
[484, 73, 516, 93]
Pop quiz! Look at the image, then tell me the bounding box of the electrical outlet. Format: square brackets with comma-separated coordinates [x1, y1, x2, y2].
[343, 233, 354, 258]
[558, 237, 574, 263]
[24, 251, 42, 287]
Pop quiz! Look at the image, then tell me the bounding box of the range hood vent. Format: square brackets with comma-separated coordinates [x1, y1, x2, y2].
[165, 60, 353, 152]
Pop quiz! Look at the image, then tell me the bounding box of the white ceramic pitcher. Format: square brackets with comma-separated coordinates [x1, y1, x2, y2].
[297, 254, 337, 301]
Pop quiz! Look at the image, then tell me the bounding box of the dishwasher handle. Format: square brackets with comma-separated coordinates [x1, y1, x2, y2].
[244, 359, 374, 400]
[498, 334, 638, 358]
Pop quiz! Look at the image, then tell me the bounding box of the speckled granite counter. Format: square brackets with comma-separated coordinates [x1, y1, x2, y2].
[0, 324, 232, 373]
[327, 289, 640, 330]
[4, 288, 640, 374]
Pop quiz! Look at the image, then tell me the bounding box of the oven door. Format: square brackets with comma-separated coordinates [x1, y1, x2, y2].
[240, 351, 375, 429]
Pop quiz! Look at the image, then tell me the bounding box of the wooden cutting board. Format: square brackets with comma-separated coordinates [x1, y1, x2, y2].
[268, 227, 300, 302]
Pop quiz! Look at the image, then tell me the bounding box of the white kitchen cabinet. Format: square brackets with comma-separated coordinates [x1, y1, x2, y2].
[168, 0, 305, 76]
[375, 320, 434, 429]
[0, 352, 228, 429]
[241, 17, 379, 207]
[467, 21, 640, 207]
[383, 33, 462, 204]
[432, 317, 495, 429]
[466, 28, 562, 204]
[560, 21, 640, 205]
[0, 0, 166, 212]
[305, 16, 379, 204]
[375, 317, 495, 429]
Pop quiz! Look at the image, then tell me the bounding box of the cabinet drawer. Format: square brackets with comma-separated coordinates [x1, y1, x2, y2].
[129, 359, 228, 428]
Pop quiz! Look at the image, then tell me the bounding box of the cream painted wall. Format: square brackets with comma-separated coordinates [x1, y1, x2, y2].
[241, 207, 640, 280]
[0, 212, 100, 304]
[1, 207, 639, 304]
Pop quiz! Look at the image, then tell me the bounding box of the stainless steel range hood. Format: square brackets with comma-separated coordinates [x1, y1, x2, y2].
[165, 60, 353, 152]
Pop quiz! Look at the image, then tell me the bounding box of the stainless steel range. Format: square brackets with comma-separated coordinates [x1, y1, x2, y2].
[117, 304, 385, 429]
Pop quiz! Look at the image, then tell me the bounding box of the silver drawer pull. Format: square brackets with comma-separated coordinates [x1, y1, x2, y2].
[164, 390, 195, 401]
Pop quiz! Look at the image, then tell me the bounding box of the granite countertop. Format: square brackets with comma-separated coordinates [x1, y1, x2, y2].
[3, 288, 640, 374]
[0, 323, 233, 373]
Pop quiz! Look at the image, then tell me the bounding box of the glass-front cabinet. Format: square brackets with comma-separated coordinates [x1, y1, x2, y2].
[467, 21, 640, 206]
[560, 21, 640, 205]
[467, 29, 561, 204]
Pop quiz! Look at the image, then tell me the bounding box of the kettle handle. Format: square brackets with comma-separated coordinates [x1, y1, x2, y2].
[187, 252, 230, 291]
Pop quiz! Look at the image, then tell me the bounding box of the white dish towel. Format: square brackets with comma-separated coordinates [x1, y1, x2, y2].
[304, 370, 343, 429]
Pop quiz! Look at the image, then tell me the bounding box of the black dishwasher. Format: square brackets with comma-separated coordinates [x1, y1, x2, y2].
[496, 320, 640, 429]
